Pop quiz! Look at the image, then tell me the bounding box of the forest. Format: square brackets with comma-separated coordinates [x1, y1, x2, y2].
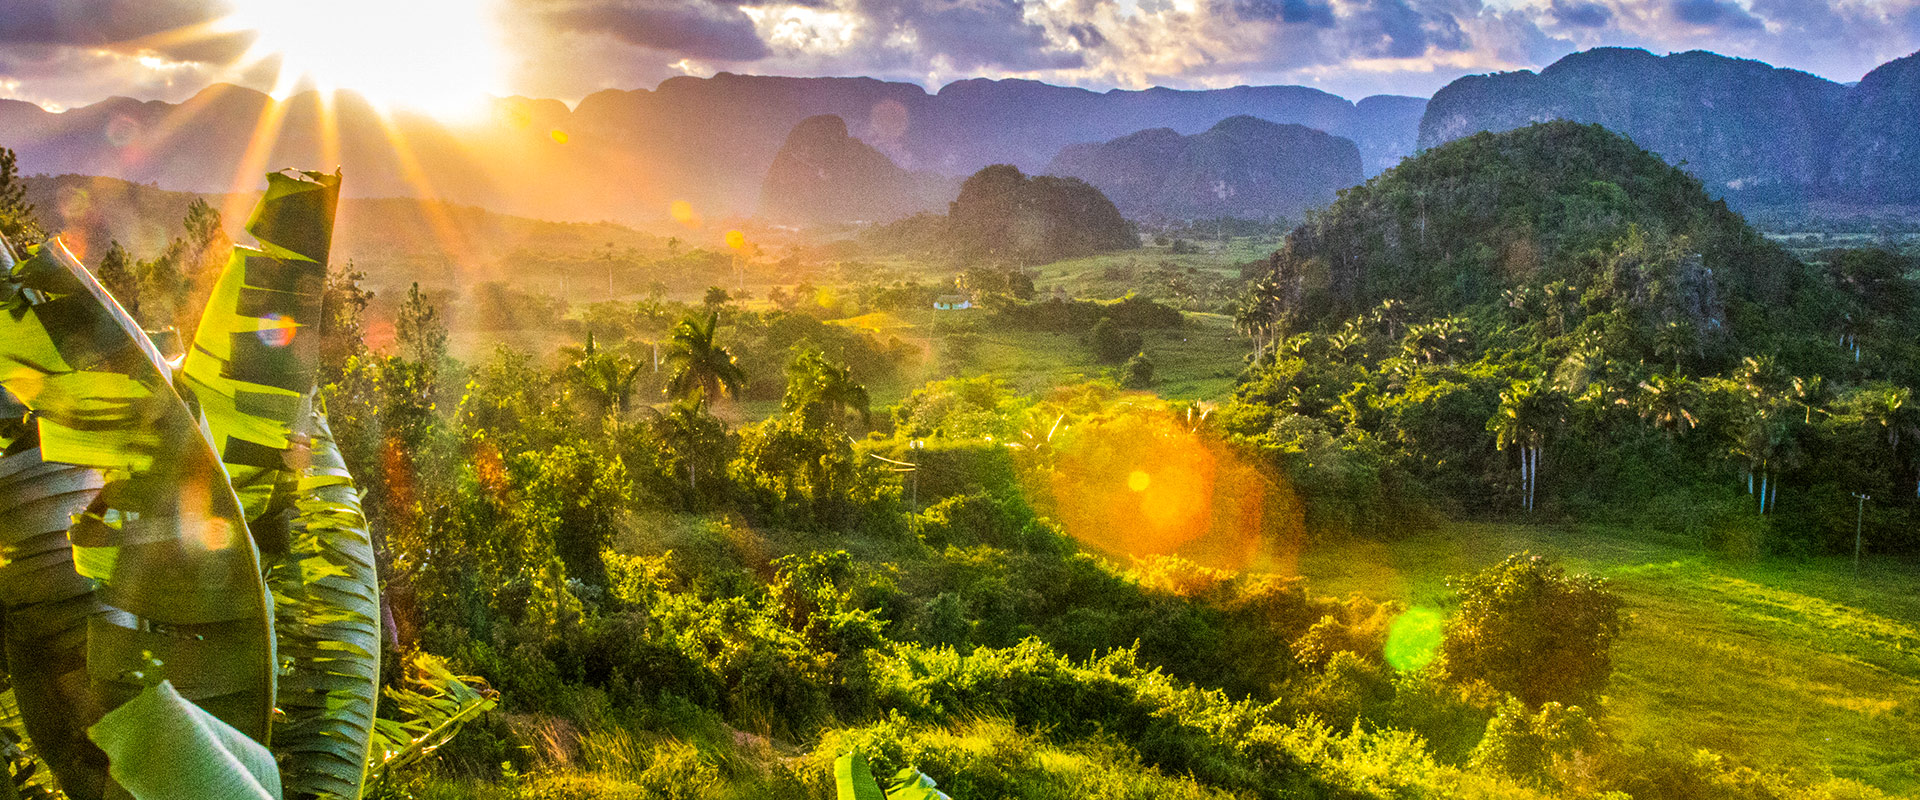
[0, 119, 1917, 800]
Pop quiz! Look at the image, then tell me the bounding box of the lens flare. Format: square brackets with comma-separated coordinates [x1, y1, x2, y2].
[1039, 406, 1302, 572]
[256, 313, 296, 348]
[670, 200, 699, 228]
[1384, 606, 1446, 671]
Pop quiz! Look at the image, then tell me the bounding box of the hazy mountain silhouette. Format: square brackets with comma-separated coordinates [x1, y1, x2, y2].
[1420, 47, 1920, 205]
[1046, 116, 1363, 222]
[758, 115, 956, 225]
[0, 74, 1424, 226]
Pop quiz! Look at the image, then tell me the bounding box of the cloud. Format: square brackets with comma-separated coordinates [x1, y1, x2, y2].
[0, 44, 226, 109]
[538, 0, 773, 60]
[1549, 0, 1614, 28]
[1670, 0, 1765, 30]
[0, 0, 249, 62]
[5, 0, 1920, 110]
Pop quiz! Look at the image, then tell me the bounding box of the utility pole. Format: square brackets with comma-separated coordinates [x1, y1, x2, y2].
[1852, 492, 1870, 575]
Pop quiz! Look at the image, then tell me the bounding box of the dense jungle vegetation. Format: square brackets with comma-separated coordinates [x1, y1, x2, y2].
[1, 120, 1916, 798]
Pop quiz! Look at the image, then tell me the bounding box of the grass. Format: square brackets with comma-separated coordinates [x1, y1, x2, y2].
[830, 307, 1246, 405]
[1296, 522, 1920, 795]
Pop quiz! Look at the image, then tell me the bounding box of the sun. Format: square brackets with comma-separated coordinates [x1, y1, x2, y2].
[220, 0, 508, 121]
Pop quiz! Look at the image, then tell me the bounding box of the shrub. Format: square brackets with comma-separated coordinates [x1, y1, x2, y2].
[1122, 352, 1156, 388]
[1440, 553, 1625, 707]
[1090, 317, 1143, 363]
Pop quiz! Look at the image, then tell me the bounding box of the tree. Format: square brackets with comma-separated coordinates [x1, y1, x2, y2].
[1089, 317, 1142, 363]
[563, 332, 645, 417]
[0, 147, 40, 244]
[94, 240, 139, 318]
[665, 311, 746, 407]
[395, 282, 448, 368]
[783, 348, 869, 430]
[651, 399, 729, 502]
[704, 285, 732, 308]
[1122, 352, 1155, 388]
[1490, 379, 1562, 513]
[1441, 553, 1624, 707]
[1632, 372, 1698, 436]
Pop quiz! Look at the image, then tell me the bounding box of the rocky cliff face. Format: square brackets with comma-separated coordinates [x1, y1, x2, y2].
[1829, 52, 1920, 204]
[757, 115, 955, 225]
[1046, 116, 1363, 222]
[1419, 48, 1854, 203]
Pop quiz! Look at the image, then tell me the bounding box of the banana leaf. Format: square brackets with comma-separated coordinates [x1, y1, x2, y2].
[180, 169, 339, 554]
[835, 751, 885, 800]
[269, 406, 380, 800]
[0, 235, 275, 800]
[835, 752, 951, 800]
[86, 680, 280, 800]
[363, 653, 495, 787]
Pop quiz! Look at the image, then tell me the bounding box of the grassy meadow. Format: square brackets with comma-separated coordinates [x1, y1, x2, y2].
[1299, 523, 1920, 793]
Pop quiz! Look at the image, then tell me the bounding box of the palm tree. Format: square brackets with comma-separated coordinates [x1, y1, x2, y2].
[1490, 379, 1562, 512]
[783, 348, 870, 430]
[650, 399, 728, 501]
[1633, 372, 1699, 436]
[1234, 279, 1283, 364]
[665, 311, 746, 407]
[562, 332, 644, 416]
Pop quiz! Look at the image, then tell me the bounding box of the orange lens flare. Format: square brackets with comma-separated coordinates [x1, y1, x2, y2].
[1038, 408, 1301, 573]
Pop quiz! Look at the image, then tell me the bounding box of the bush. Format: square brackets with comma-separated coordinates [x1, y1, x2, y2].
[1122, 352, 1155, 388]
[1090, 317, 1144, 363]
[1440, 553, 1625, 707]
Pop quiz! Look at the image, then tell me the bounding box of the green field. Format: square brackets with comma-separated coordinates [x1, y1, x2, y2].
[1298, 523, 1920, 794]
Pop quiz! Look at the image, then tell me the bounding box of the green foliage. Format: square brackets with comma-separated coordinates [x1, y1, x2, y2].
[1121, 352, 1155, 388]
[665, 312, 746, 406]
[1441, 554, 1625, 707]
[948, 165, 1137, 264]
[0, 148, 40, 245]
[1087, 317, 1141, 363]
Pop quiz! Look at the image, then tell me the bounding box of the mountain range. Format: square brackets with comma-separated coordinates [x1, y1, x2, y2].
[1045, 116, 1362, 223]
[1420, 47, 1920, 205]
[5, 46, 1917, 231]
[0, 76, 1424, 227]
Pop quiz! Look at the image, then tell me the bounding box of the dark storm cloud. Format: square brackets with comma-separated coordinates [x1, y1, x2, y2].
[542, 0, 772, 61]
[0, 0, 250, 62]
[1548, 0, 1614, 29]
[1671, 0, 1765, 30]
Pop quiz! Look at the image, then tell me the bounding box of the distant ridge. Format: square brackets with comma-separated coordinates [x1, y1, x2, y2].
[1045, 116, 1362, 223]
[1419, 47, 1920, 206]
[0, 74, 1424, 225]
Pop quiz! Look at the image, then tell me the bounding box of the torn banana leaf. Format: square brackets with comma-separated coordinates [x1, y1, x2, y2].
[363, 653, 495, 787]
[270, 407, 381, 800]
[181, 169, 340, 554]
[0, 235, 275, 800]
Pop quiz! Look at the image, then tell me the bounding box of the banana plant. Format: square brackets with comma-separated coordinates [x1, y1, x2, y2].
[0, 170, 489, 800]
[834, 751, 951, 800]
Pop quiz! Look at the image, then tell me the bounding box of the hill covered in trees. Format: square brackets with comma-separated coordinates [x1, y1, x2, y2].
[1237, 119, 1918, 547]
[1045, 116, 1363, 223]
[943, 165, 1138, 264]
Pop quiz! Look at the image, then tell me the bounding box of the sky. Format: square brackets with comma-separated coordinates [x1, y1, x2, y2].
[1, 0, 1918, 113]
